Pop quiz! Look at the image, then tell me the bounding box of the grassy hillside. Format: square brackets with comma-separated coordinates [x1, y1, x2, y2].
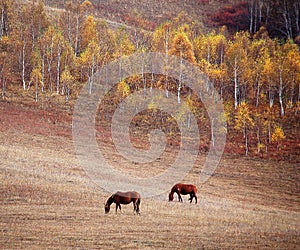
[43, 0, 238, 30]
[0, 101, 299, 249]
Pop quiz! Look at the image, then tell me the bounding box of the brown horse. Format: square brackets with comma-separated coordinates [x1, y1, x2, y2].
[104, 191, 141, 214]
[169, 183, 197, 204]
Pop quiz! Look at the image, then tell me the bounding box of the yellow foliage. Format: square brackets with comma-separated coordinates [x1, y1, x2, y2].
[117, 80, 130, 97]
[81, 15, 97, 51]
[271, 126, 285, 143]
[30, 68, 42, 83]
[234, 101, 254, 131]
[61, 68, 74, 84]
[148, 99, 157, 110]
[169, 32, 196, 63]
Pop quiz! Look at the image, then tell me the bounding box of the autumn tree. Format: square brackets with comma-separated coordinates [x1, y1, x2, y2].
[194, 28, 228, 98]
[271, 125, 285, 153]
[10, 5, 32, 90]
[29, 0, 49, 49]
[37, 25, 74, 96]
[234, 101, 255, 156]
[0, 0, 12, 39]
[249, 27, 274, 107]
[0, 35, 12, 99]
[80, 15, 97, 53]
[169, 30, 196, 103]
[268, 40, 300, 116]
[225, 31, 251, 109]
[285, 41, 300, 106]
[59, 0, 84, 56]
[211, 2, 249, 34]
[79, 40, 100, 94]
[60, 67, 74, 101]
[30, 67, 42, 102]
[112, 28, 135, 83]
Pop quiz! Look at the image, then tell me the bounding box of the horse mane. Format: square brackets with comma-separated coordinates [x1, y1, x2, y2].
[106, 194, 114, 206]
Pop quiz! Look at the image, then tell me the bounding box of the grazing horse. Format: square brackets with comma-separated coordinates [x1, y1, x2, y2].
[169, 183, 197, 204]
[104, 191, 141, 214]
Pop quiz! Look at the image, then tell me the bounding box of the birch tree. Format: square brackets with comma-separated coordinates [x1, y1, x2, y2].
[0, 0, 12, 39]
[226, 31, 250, 109]
[234, 101, 255, 156]
[169, 31, 195, 103]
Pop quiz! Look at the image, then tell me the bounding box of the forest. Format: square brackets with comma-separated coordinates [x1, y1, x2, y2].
[0, 0, 299, 161]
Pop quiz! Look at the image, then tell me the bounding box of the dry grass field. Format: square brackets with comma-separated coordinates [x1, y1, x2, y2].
[0, 102, 300, 249]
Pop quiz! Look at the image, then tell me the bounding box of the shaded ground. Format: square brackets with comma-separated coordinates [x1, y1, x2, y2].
[0, 101, 300, 249]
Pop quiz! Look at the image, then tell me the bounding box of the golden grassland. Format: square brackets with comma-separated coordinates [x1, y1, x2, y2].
[1, 127, 299, 249]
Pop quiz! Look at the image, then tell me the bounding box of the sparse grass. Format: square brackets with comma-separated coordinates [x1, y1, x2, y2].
[1, 124, 299, 249]
[0, 100, 299, 249]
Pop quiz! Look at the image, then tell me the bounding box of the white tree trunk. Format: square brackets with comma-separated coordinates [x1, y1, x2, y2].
[56, 43, 61, 95]
[41, 51, 45, 92]
[75, 13, 79, 55]
[0, 8, 4, 39]
[22, 43, 26, 90]
[89, 54, 95, 94]
[256, 81, 260, 107]
[47, 43, 53, 92]
[35, 79, 38, 102]
[249, 0, 254, 33]
[279, 70, 285, 116]
[165, 27, 169, 98]
[245, 133, 248, 156]
[178, 49, 183, 104]
[234, 56, 239, 109]
[1, 77, 6, 100]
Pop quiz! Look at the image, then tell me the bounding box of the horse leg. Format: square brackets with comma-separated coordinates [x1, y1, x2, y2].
[177, 192, 182, 202]
[189, 194, 193, 203]
[194, 194, 197, 204]
[115, 203, 121, 214]
[136, 198, 140, 214]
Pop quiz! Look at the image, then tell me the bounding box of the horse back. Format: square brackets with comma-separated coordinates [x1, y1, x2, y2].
[176, 183, 197, 194]
[115, 191, 140, 204]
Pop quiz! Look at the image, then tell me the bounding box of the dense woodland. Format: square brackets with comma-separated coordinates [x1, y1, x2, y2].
[0, 0, 299, 160]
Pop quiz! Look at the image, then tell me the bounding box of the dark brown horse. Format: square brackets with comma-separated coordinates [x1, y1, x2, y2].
[104, 191, 141, 214]
[169, 183, 197, 204]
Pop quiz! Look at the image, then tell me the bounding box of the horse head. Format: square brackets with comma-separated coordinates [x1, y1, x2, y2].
[104, 203, 110, 214]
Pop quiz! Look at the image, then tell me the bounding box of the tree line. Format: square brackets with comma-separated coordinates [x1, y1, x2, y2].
[212, 0, 300, 42]
[0, 0, 299, 158]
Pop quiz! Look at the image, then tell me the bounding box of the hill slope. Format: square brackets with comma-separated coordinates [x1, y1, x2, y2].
[43, 0, 238, 30]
